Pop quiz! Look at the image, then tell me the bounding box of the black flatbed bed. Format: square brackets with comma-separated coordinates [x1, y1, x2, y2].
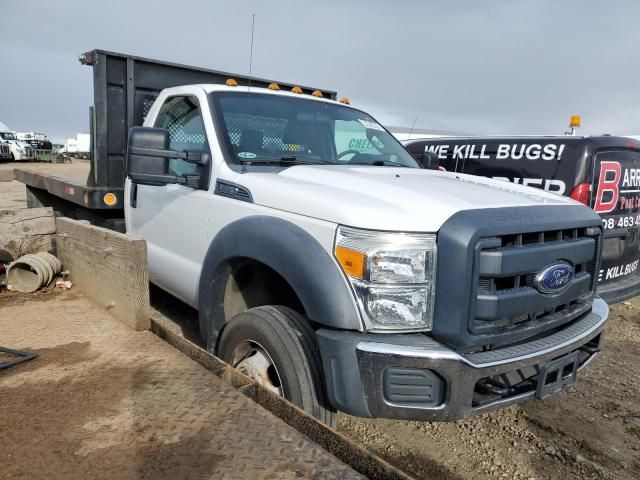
[15, 167, 126, 232]
[14, 168, 123, 210]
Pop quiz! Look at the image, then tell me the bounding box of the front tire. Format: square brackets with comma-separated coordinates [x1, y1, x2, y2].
[218, 306, 336, 425]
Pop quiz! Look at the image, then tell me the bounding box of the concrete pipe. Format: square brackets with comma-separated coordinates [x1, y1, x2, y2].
[6, 252, 62, 293]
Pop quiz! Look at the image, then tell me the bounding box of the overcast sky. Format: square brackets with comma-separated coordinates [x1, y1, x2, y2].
[1, 0, 639, 142]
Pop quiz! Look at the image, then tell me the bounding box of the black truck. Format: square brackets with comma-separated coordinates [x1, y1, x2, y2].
[404, 136, 640, 304]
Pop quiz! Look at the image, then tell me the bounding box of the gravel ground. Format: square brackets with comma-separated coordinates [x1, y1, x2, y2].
[338, 300, 640, 480]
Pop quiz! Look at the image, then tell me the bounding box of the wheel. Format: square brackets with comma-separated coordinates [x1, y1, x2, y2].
[218, 305, 336, 425]
[10, 153, 15, 161]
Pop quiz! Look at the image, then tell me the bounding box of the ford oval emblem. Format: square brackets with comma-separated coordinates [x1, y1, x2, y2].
[534, 262, 575, 294]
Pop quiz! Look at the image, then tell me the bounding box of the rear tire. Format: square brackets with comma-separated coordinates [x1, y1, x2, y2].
[218, 305, 336, 426]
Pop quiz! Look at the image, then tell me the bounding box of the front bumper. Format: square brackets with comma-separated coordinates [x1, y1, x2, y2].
[316, 297, 608, 421]
[14, 150, 36, 160]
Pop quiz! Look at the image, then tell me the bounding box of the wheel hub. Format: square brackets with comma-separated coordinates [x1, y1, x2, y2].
[232, 342, 283, 397]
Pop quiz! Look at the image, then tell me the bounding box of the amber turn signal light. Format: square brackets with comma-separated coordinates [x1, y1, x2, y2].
[335, 246, 365, 279]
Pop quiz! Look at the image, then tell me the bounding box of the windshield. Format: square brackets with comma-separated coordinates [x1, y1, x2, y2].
[211, 92, 419, 168]
[0, 132, 16, 140]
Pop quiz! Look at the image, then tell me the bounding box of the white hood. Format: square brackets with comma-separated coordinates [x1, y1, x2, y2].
[235, 165, 577, 232]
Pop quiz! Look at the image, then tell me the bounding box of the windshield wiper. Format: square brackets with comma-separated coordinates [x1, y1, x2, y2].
[370, 159, 411, 168]
[240, 156, 330, 167]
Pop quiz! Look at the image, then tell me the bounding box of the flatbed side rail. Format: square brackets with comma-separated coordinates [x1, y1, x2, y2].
[14, 169, 123, 210]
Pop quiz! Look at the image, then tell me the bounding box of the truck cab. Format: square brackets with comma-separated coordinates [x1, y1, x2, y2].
[404, 136, 640, 304]
[124, 82, 608, 424]
[0, 122, 36, 161]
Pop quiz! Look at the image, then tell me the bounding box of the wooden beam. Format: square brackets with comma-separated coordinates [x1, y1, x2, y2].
[55, 217, 150, 330]
[0, 207, 55, 262]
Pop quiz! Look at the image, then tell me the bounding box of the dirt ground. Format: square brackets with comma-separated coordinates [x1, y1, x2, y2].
[0, 159, 89, 209]
[0, 179, 27, 209]
[2, 161, 640, 479]
[0, 159, 88, 173]
[338, 300, 640, 480]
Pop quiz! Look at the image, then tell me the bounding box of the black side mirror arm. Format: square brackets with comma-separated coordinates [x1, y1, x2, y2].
[128, 146, 206, 164]
[129, 172, 201, 188]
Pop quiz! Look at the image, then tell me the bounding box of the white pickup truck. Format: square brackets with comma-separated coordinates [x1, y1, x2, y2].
[121, 81, 609, 424]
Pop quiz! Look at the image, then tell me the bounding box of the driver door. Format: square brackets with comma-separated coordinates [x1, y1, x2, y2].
[126, 93, 212, 307]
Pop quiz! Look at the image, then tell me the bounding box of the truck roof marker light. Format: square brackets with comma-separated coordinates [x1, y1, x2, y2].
[570, 182, 590, 206]
[268, 82, 280, 90]
[291, 86, 303, 94]
[103, 192, 117, 206]
[569, 115, 581, 128]
[311, 90, 323, 97]
[335, 246, 365, 278]
[225, 78, 238, 87]
[339, 97, 350, 104]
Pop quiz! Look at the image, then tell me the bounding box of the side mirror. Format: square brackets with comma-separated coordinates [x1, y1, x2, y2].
[126, 127, 206, 187]
[418, 151, 440, 170]
[127, 127, 172, 186]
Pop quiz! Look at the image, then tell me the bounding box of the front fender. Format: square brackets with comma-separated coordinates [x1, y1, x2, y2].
[198, 215, 362, 349]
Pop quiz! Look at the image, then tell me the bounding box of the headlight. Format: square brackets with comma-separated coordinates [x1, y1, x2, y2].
[335, 226, 436, 332]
